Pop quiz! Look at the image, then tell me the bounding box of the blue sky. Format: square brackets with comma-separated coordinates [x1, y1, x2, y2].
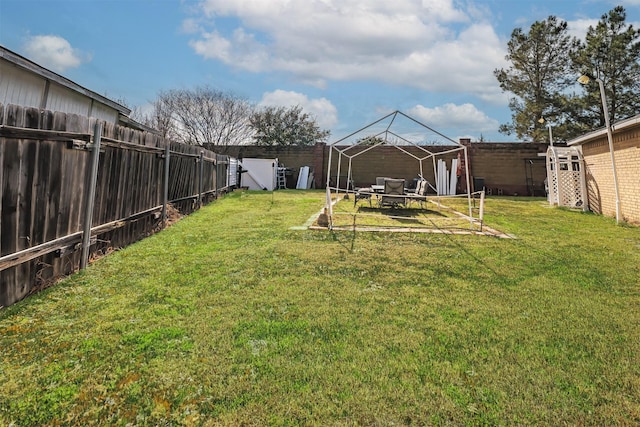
[1, 0, 638, 142]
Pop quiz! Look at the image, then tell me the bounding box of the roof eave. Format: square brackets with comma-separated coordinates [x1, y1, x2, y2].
[0, 45, 131, 116]
[568, 114, 640, 146]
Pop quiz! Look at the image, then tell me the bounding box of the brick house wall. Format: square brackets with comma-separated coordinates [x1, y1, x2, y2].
[570, 117, 640, 225]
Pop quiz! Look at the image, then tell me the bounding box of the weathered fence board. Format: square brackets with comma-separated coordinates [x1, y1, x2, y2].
[0, 103, 229, 307]
[0, 142, 20, 305]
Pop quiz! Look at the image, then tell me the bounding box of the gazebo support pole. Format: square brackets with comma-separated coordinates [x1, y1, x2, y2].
[432, 156, 438, 195]
[463, 146, 473, 219]
[336, 152, 343, 195]
[325, 146, 334, 217]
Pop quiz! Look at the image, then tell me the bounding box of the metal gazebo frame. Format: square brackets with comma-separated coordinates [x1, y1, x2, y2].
[323, 111, 479, 231]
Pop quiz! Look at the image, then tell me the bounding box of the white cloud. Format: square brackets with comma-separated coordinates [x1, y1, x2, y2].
[567, 16, 640, 41]
[566, 18, 598, 41]
[181, 18, 202, 34]
[421, 0, 469, 22]
[23, 35, 87, 72]
[186, 0, 505, 100]
[190, 31, 232, 61]
[258, 90, 338, 129]
[408, 103, 499, 133]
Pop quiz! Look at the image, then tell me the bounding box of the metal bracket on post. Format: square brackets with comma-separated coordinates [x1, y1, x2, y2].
[68, 139, 89, 150]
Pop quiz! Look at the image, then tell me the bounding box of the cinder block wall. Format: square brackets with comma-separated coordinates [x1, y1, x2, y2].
[221, 142, 549, 196]
[328, 145, 460, 190]
[582, 128, 640, 225]
[223, 145, 317, 169]
[465, 143, 548, 196]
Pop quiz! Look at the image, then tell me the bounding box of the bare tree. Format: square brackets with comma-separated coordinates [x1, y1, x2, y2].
[144, 86, 255, 150]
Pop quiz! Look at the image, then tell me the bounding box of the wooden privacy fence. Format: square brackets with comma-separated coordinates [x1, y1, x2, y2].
[0, 103, 230, 307]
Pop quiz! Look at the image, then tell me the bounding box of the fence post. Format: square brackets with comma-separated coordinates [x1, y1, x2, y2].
[198, 151, 204, 208]
[162, 144, 170, 228]
[214, 154, 218, 199]
[80, 122, 102, 270]
[479, 189, 485, 231]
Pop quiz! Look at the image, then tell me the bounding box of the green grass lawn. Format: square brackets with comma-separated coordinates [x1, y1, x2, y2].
[1, 190, 639, 426]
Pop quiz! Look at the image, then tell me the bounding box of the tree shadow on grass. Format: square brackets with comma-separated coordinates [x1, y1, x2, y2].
[356, 206, 449, 225]
[357, 206, 448, 218]
[438, 232, 507, 283]
[329, 214, 507, 285]
[330, 216, 358, 252]
[333, 229, 508, 286]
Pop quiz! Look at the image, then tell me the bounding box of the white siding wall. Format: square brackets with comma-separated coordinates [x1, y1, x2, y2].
[1, 56, 120, 124]
[46, 83, 92, 116]
[89, 101, 119, 123]
[0, 62, 46, 108]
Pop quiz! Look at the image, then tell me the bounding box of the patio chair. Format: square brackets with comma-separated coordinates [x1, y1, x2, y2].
[380, 178, 406, 208]
[376, 176, 391, 186]
[354, 186, 373, 207]
[407, 178, 427, 207]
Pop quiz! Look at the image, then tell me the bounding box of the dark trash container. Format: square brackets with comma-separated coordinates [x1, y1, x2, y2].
[473, 177, 485, 192]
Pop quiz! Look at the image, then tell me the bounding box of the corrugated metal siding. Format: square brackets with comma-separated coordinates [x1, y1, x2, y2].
[45, 83, 91, 116]
[0, 62, 45, 108]
[1, 56, 121, 124]
[89, 101, 118, 123]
